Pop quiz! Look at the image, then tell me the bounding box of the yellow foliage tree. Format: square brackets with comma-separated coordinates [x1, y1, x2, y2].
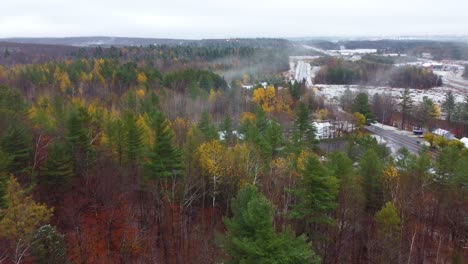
[296, 150, 312, 171]
[59, 72, 71, 93]
[353, 112, 366, 132]
[137, 72, 148, 86]
[383, 164, 399, 202]
[253, 88, 265, 105]
[271, 157, 289, 176]
[197, 140, 226, 208]
[136, 88, 145, 98]
[91, 59, 106, 88]
[208, 89, 218, 105]
[432, 104, 442, 119]
[28, 97, 56, 130]
[275, 89, 293, 114]
[448, 139, 464, 149]
[253, 86, 276, 113]
[173, 117, 188, 146]
[137, 114, 153, 146]
[434, 135, 448, 148]
[0, 176, 53, 241]
[423, 133, 434, 147]
[317, 109, 329, 120]
[226, 143, 248, 183]
[240, 112, 256, 124]
[0, 65, 7, 80]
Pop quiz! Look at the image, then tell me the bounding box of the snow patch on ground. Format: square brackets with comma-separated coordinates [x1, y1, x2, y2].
[314, 84, 466, 105]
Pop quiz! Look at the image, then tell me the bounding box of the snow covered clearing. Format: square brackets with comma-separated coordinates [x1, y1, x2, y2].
[314, 84, 466, 105]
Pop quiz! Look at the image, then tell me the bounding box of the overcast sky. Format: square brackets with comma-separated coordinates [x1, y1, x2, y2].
[2, 0, 468, 39]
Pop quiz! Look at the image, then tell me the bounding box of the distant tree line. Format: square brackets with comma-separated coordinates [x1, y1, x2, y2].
[0, 43, 290, 83]
[307, 39, 468, 60]
[314, 58, 442, 89]
[0, 59, 229, 101]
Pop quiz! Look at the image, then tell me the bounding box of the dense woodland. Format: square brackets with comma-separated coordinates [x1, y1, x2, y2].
[314, 58, 442, 88]
[0, 41, 291, 84]
[0, 43, 466, 264]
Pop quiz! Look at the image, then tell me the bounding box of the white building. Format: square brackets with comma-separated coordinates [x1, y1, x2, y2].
[313, 121, 334, 140]
[433, 128, 456, 140]
[460, 137, 468, 148]
[218, 130, 245, 141]
[421, 53, 433, 59]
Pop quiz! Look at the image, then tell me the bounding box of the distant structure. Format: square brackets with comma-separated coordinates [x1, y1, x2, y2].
[421, 52, 433, 59]
[314, 121, 333, 140]
[433, 128, 456, 140]
[460, 137, 468, 148]
[218, 130, 244, 141]
[313, 120, 356, 140]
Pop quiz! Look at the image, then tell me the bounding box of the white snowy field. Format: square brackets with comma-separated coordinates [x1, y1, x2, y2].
[314, 84, 466, 105]
[287, 55, 467, 104]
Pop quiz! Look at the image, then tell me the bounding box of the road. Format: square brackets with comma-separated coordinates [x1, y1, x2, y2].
[294, 60, 313, 87]
[443, 71, 468, 93]
[365, 125, 438, 158]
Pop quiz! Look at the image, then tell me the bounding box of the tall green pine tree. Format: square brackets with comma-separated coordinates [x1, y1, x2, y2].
[219, 113, 234, 144]
[0, 124, 31, 175]
[292, 102, 317, 151]
[198, 111, 218, 141]
[360, 149, 384, 212]
[223, 184, 319, 264]
[123, 111, 144, 165]
[289, 156, 339, 225]
[0, 150, 12, 208]
[144, 112, 183, 181]
[41, 142, 74, 186]
[67, 107, 93, 174]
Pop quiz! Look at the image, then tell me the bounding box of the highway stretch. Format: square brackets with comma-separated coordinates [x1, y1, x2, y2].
[444, 71, 468, 93]
[365, 125, 439, 158]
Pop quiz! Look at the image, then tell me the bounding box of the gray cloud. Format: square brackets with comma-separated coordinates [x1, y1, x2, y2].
[1, 0, 467, 38]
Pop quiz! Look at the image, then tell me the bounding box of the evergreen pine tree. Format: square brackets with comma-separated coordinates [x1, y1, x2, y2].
[0, 124, 31, 175]
[144, 112, 183, 181]
[289, 156, 339, 225]
[399, 88, 413, 129]
[112, 119, 126, 165]
[0, 150, 12, 208]
[351, 93, 374, 121]
[219, 113, 234, 144]
[0, 86, 26, 114]
[41, 142, 74, 186]
[66, 107, 93, 174]
[360, 149, 384, 212]
[199, 74, 213, 91]
[255, 106, 268, 133]
[123, 111, 144, 165]
[442, 90, 456, 122]
[223, 184, 319, 264]
[198, 111, 218, 140]
[264, 120, 283, 158]
[374, 202, 401, 264]
[292, 102, 317, 151]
